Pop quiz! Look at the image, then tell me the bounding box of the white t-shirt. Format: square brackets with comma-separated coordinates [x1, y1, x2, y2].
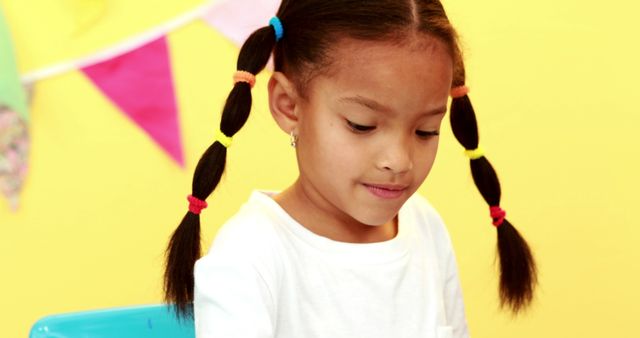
[194, 190, 470, 338]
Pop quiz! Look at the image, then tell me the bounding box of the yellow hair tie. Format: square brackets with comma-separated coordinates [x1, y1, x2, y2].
[215, 130, 233, 148]
[464, 147, 484, 160]
[233, 70, 256, 88]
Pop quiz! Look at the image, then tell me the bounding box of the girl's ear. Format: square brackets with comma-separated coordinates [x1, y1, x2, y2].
[268, 71, 299, 133]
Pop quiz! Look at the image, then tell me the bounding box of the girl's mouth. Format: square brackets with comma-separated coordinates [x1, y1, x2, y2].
[363, 183, 406, 199]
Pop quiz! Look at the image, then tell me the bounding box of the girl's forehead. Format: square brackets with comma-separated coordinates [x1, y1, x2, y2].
[307, 36, 453, 107]
[338, 35, 446, 65]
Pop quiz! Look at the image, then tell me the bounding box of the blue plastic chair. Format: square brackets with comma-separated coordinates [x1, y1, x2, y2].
[29, 304, 195, 338]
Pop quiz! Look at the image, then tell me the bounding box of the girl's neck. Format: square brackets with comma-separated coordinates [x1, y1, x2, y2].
[271, 180, 398, 244]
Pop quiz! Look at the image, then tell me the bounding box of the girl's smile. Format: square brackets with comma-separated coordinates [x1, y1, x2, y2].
[362, 183, 408, 199]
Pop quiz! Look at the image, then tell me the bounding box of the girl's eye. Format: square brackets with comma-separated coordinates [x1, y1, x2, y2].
[416, 130, 440, 138]
[346, 120, 376, 132]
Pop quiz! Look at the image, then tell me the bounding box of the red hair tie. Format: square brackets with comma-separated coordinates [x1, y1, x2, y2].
[187, 195, 208, 215]
[489, 206, 506, 227]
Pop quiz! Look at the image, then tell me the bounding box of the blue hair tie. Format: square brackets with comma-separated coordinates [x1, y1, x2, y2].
[269, 16, 284, 42]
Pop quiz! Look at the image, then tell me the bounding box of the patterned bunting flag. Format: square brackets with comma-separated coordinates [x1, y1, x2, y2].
[0, 7, 30, 211]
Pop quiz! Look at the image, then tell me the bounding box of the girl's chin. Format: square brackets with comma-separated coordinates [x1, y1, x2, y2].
[351, 210, 399, 227]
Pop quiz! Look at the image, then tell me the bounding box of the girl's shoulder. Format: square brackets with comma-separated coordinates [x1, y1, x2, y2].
[194, 192, 282, 310]
[197, 190, 285, 272]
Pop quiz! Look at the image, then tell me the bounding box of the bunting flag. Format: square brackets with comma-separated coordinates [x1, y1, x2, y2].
[81, 36, 185, 166]
[0, 6, 30, 211]
[0, 106, 29, 211]
[0, 0, 282, 210]
[202, 0, 280, 47]
[14, 2, 217, 169]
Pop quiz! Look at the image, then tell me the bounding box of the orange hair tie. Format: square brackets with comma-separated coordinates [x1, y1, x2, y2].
[233, 70, 256, 88]
[450, 85, 469, 98]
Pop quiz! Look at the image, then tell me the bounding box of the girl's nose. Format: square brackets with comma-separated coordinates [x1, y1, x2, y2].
[376, 137, 413, 174]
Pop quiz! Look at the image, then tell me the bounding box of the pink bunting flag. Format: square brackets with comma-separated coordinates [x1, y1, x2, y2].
[81, 36, 184, 166]
[202, 0, 280, 47]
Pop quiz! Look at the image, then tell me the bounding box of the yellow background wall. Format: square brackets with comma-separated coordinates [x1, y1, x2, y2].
[1, 0, 639, 337]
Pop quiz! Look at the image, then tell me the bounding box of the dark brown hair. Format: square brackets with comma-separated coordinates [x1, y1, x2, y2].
[164, 0, 537, 319]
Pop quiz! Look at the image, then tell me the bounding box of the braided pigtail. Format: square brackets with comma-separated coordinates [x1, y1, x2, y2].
[449, 86, 538, 314]
[163, 18, 282, 319]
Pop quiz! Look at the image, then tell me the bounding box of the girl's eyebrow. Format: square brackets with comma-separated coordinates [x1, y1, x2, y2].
[338, 95, 447, 117]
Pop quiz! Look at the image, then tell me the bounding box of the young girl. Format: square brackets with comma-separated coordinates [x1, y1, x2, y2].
[164, 0, 537, 337]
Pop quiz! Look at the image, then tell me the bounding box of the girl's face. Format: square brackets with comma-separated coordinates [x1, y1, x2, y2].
[277, 35, 453, 231]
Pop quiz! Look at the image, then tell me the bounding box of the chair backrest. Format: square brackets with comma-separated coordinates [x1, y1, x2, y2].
[29, 304, 195, 338]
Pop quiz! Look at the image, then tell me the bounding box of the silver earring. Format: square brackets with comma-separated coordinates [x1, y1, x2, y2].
[290, 131, 298, 148]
